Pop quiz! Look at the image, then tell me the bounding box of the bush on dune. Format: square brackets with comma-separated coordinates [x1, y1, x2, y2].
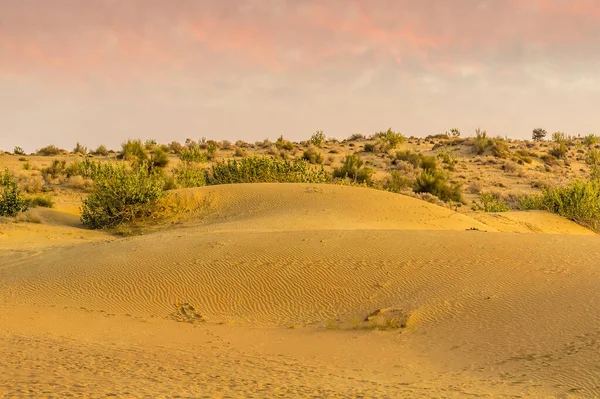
[207, 156, 330, 185]
[81, 162, 165, 229]
[1, 169, 29, 216]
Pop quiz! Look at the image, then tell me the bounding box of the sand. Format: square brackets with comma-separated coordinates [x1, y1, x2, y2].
[1, 183, 599, 398]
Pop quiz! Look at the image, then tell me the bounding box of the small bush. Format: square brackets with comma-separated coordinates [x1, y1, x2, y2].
[42, 159, 67, 180]
[347, 133, 366, 141]
[73, 142, 87, 155]
[363, 143, 377, 153]
[14, 146, 25, 155]
[23, 162, 31, 170]
[394, 150, 422, 168]
[437, 147, 458, 170]
[491, 138, 510, 158]
[207, 156, 329, 185]
[234, 147, 247, 157]
[376, 128, 405, 149]
[472, 192, 509, 212]
[180, 147, 209, 163]
[414, 170, 462, 203]
[207, 141, 219, 160]
[169, 141, 184, 154]
[37, 145, 65, 156]
[81, 162, 165, 229]
[385, 171, 414, 193]
[521, 180, 600, 231]
[310, 130, 326, 147]
[532, 128, 547, 141]
[333, 154, 373, 184]
[120, 139, 148, 163]
[302, 147, 323, 164]
[172, 162, 206, 188]
[583, 134, 598, 148]
[92, 145, 109, 156]
[275, 136, 294, 151]
[1, 169, 29, 216]
[29, 195, 54, 208]
[150, 147, 170, 169]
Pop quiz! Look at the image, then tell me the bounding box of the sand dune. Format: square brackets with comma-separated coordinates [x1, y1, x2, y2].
[1, 184, 599, 397]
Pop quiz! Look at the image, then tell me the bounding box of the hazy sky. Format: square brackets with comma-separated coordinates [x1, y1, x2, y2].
[1, 0, 600, 152]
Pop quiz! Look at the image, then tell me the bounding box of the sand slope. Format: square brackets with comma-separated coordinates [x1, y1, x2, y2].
[1, 183, 599, 398]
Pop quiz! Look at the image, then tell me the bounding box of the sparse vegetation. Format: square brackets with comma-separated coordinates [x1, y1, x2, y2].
[333, 154, 373, 184]
[1, 169, 29, 216]
[37, 145, 65, 156]
[472, 192, 510, 212]
[13, 146, 25, 155]
[532, 128, 547, 142]
[310, 131, 326, 148]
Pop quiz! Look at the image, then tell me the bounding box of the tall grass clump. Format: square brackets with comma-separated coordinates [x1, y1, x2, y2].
[207, 156, 329, 185]
[1, 169, 29, 216]
[81, 162, 165, 229]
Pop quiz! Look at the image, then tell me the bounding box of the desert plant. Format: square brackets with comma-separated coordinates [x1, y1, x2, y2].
[37, 145, 65, 156]
[549, 133, 567, 159]
[1, 169, 29, 216]
[144, 139, 157, 150]
[234, 147, 247, 157]
[384, 171, 414, 193]
[521, 180, 600, 231]
[13, 146, 25, 155]
[413, 169, 462, 203]
[169, 141, 184, 154]
[81, 162, 165, 229]
[120, 139, 148, 163]
[378, 128, 405, 149]
[150, 147, 169, 169]
[29, 195, 54, 208]
[207, 141, 219, 160]
[449, 128, 461, 138]
[207, 156, 329, 185]
[302, 147, 323, 164]
[583, 134, 598, 148]
[42, 159, 67, 180]
[92, 145, 109, 156]
[179, 147, 209, 163]
[23, 162, 31, 170]
[172, 162, 207, 188]
[437, 147, 458, 170]
[472, 192, 509, 212]
[333, 154, 373, 184]
[532, 128, 547, 141]
[310, 130, 326, 147]
[73, 142, 87, 155]
[491, 138, 510, 158]
[275, 136, 294, 151]
[473, 128, 491, 155]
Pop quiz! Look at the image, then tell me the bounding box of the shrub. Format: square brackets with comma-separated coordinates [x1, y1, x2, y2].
[180, 147, 209, 163]
[437, 147, 458, 170]
[172, 162, 206, 188]
[37, 145, 65, 156]
[302, 147, 323, 164]
[378, 128, 405, 149]
[532, 128, 547, 141]
[413, 169, 462, 203]
[42, 159, 67, 180]
[23, 162, 31, 170]
[586, 149, 600, 179]
[207, 141, 219, 160]
[472, 192, 509, 212]
[363, 143, 377, 153]
[333, 154, 373, 184]
[73, 142, 87, 155]
[92, 145, 109, 156]
[394, 150, 422, 168]
[449, 128, 461, 138]
[384, 171, 414, 193]
[169, 141, 184, 154]
[13, 146, 25, 155]
[347, 133, 366, 141]
[150, 147, 170, 169]
[234, 147, 247, 157]
[120, 139, 148, 163]
[491, 138, 510, 158]
[275, 136, 294, 151]
[220, 140, 233, 150]
[144, 139, 157, 150]
[29, 195, 54, 208]
[521, 180, 600, 231]
[81, 162, 165, 229]
[583, 134, 598, 148]
[207, 156, 329, 185]
[549, 134, 567, 159]
[1, 169, 29, 216]
[473, 128, 491, 155]
[310, 130, 326, 147]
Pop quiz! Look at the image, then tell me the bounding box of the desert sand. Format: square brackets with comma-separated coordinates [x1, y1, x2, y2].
[1, 183, 600, 398]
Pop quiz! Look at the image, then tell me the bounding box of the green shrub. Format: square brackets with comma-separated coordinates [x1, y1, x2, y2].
[394, 150, 422, 168]
[29, 195, 54, 208]
[92, 145, 109, 156]
[310, 130, 326, 147]
[384, 171, 414, 193]
[275, 136, 294, 151]
[73, 142, 87, 155]
[81, 162, 165, 229]
[179, 147, 209, 163]
[302, 147, 323, 164]
[472, 192, 509, 212]
[172, 162, 206, 188]
[23, 162, 31, 170]
[532, 128, 547, 141]
[37, 145, 65, 156]
[583, 134, 598, 148]
[491, 138, 510, 158]
[414, 169, 462, 203]
[169, 141, 184, 154]
[521, 180, 600, 231]
[1, 169, 29, 216]
[207, 141, 219, 160]
[42, 159, 67, 179]
[13, 146, 25, 155]
[347, 133, 366, 141]
[120, 139, 148, 163]
[376, 128, 405, 149]
[437, 147, 458, 170]
[363, 143, 377, 153]
[333, 154, 373, 184]
[150, 147, 169, 169]
[207, 156, 329, 185]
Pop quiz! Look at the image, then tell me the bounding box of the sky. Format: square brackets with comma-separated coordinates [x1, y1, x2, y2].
[1, 0, 600, 152]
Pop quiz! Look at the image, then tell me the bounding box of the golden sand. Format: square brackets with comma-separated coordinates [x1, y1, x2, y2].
[1, 184, 599, 397]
